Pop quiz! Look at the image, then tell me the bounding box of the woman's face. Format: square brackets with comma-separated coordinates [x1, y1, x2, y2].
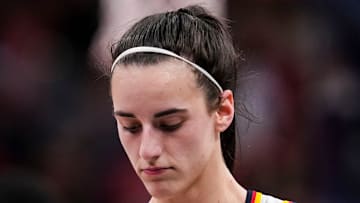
[111, 59, 221, 198]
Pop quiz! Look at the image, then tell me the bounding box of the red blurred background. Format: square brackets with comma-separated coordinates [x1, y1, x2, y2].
[1, 0, 359, 202]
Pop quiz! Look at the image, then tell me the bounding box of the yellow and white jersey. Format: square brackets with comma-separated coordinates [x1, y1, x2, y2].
[245, 190, 296, 203]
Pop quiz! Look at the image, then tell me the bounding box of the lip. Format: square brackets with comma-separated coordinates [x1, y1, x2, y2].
[141, 167, 172, 176]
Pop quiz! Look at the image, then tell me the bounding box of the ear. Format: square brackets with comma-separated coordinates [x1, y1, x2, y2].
[215, 90, 235, 133]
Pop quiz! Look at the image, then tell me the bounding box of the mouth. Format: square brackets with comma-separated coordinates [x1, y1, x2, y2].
[141, 167, 173, 176]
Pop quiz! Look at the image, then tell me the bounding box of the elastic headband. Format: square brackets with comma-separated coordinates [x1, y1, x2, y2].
[111, 46, 223, 92]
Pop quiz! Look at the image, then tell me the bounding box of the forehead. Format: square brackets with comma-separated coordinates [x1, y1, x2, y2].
[111, 59, 205, 112]
[111, 59, 196, 90]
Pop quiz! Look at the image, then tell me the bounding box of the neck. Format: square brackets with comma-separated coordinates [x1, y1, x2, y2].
[150, 144, 247, 203]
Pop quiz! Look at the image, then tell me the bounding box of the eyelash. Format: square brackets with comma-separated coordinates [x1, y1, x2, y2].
[123, 125, 142, 134]
[158, 122, 182, 132]
[122, 122, 183, 134]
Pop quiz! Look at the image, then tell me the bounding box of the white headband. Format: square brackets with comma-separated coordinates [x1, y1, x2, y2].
[111, 46, 223, 92]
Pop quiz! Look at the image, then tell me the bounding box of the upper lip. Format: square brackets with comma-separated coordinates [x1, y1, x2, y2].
[141, 166, 172, 171]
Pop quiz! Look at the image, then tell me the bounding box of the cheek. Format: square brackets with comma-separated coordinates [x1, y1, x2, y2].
[117, 129, 140, 165]
[170, 119, 215, 166]
[116, 122, 133, 151]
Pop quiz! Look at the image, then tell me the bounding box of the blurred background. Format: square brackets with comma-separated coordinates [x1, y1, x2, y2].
[1, 0, 359, 202]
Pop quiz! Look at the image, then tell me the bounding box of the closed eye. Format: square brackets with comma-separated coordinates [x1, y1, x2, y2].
[158, 122, 183, 132]
[123, 125, 142, 134]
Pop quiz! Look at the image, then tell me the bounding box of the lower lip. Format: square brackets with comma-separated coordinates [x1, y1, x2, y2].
[143, 168, 170, 176]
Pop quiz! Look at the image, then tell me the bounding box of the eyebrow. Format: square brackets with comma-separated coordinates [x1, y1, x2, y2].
[113, 108, 187, 118]
[154, 108, 187, 118]
[113, 111, 135, 118]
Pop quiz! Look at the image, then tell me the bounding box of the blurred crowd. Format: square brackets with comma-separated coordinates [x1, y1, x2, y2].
[1, 0, 359, 202]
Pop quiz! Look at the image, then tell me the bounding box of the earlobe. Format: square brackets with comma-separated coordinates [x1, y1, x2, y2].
[215, 90, 235, 133]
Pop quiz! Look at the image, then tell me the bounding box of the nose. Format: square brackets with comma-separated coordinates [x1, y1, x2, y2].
[139, 126, 163, 162]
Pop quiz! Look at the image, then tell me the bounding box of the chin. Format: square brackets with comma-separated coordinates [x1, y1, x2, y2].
[143, 181, 179, 200]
